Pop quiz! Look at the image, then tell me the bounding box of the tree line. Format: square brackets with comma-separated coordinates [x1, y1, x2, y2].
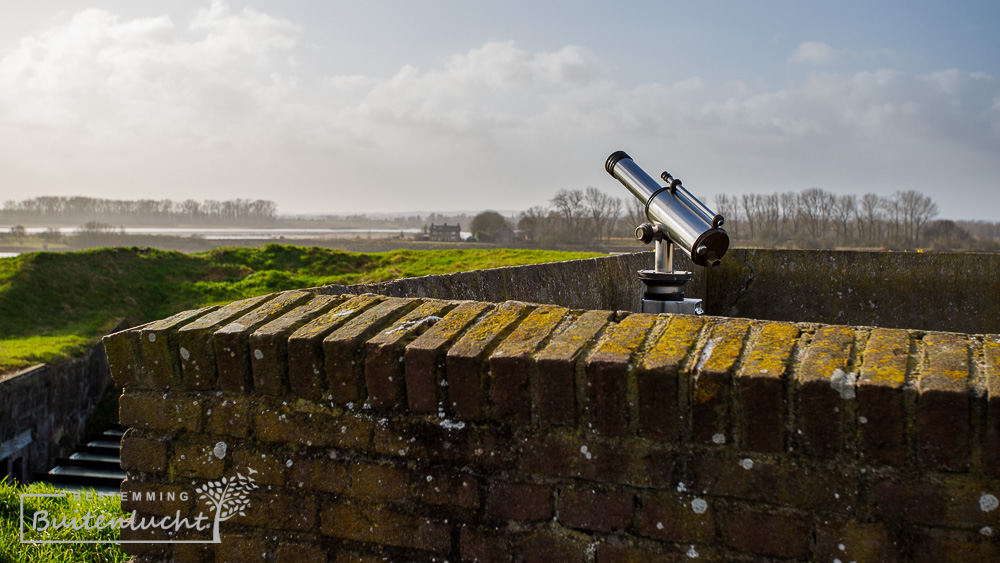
[2, 196, 278, 226]
[501, 186, 998, 251]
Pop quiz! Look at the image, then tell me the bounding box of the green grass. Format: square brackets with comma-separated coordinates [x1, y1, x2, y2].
[0, 478, 127, 562]
[0, 244, 602, 373]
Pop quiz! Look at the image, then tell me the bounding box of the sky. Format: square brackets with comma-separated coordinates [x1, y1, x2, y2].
[1, 1, 998, 220]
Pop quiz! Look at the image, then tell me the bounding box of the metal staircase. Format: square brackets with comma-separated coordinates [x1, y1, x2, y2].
[36, 423, 126, 493]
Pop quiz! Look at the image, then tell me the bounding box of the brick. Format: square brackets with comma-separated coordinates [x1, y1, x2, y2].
[275, 542, 327, 563]
[796, 326, 855, 457]
[447, 301, 533, 419]
[119, 514, 173, 557]
[858, 328, 910, 466]
[489, 305, 568, 423]
[173, 442, 225, 479]
[364, 300, 456, 408]
[535, 310, 614, 427]
[324, 297, 421, 405]
[251, 294, 347, 395]
[917, 332, 971, 471]
[637, 315, 704, 441]
[120, 430, 169, 474]
[214, 290, 312, 393]
[286, 456, 348, 493]
[177, 294, 275, 390]
[204, 394, 251, 438]
[229, 492, 315, 531]
[520, 432, 673, 488]
[254, 402, 373, 450]
[120, 390, 201, 432]
[405, 301, 492, 413]
[485, 481, 551, 521]
[320, 503, 452, 554]
[637, 491, 714, 544]
[521, 530, 589, 563]
[684, 451, 858, 512]
[814, 520, 899, 563]
[139, 307, 217, 389]
[595, 541, 688, 563]
[349, 463, 411, 503]
[869, 474, 999, 529]
[215, 534, 271, 563]
[986, 339, 1000, 476]
[907, 527, 1000, 563]
[737, 321, 799, 452]
[689, 319, 750, 445]
[585, 313, 660, 436]
[103, 324, 146, 388]
[287, 294, 383, 400]
[413, 469, 480, 513]
[717, 506, 810, 559]
[460, 525, 513, 563]
[556, 486, 633, 532]
[233, 449, 287, 487]
[371, 418, 514, 470]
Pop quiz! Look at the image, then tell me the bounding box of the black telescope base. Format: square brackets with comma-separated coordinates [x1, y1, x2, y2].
[637, 269, 704, 315]
[641, 297, 703, 315]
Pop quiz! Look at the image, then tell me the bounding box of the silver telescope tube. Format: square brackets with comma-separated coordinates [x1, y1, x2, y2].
[606, 151, 729, 267]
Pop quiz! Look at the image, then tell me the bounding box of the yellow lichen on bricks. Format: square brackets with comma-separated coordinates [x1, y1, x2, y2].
[797, 326, 855, 383]
[700, 319, 751, 375]
[986, 339, 1000, 398]
[492, 305, 568, 358]
[859, 328, 910, 387]
[641, 315, 705, 372]
[456, 300, 533, 346]
[739, 322, 800, 379]
[290, 294, 384, 341]
[922, 332, 970, 387]
[591, 313, 659, 360]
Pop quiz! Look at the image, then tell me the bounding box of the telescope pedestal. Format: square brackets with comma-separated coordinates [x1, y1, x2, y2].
[637, 269, 703, 315]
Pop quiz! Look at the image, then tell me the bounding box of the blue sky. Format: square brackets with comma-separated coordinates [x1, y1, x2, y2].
[1, 1, 998, 219]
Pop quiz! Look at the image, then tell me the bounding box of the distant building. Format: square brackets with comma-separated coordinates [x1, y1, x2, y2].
[495, 224, 515, 244]
[428, 223, 462, 242]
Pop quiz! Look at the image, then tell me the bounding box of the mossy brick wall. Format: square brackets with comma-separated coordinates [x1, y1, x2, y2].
[0, 330, 118, 481]
[104, 289, 1000, 562]
[317, 249, 1000, 334]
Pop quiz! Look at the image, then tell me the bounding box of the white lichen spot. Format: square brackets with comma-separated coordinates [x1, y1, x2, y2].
[229, 323, 245, 332]
[691, 498, 708, 514]
[213, 442, 227, 459]
[426, 475, 433, 482]
[859, 416, 868, 424]
[439, 419, 466, 430]
[838, 543, 845, 551]
[285, 459, 293, 467]
[830, 368, 857, 399]
[686, 545, 699, 558]
[148, 333, 156, 343]
[979, 493, 999, 512]
[334, 309, 355, 317]
[980, 526, 993, 536]
[740, 458, 753, 470]
[580, 445, 592, 460]
[254, 349, 264, 360]
[677, 482, 687, 492]
[712, 433, 726, 445]
[693, 339, 718, 384]
[180, 347, 190, 361]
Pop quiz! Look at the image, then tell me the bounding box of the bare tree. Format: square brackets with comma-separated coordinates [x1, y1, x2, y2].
[584, 187, 622, 242]
[858, 193, 882, 242]
[899, 189, 938, 243]
[798, 188, 834, 240]
[832, 194, 857, 243]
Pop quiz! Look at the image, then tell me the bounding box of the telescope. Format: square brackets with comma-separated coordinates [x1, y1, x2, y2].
[605, 150, 729, 314]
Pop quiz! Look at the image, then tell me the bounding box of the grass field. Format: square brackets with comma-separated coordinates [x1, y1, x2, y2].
[0, 479, 127, 562]
[0, 244, 603, 373]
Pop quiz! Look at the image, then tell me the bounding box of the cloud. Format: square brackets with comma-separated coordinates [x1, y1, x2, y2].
[789, 41, 840, 65]
[0, 3, 997, 219]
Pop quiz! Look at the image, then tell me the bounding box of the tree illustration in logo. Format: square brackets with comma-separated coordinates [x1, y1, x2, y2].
[195, 470, 259, 543]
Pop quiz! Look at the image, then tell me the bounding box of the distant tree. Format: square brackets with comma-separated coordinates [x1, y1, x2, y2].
[470, 210, 509, 241]
[9, 225, 25, 243]
[584, 187, 622, 242]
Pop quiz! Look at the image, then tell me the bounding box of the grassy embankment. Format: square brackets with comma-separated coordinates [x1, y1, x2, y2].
[0, 244, 603, 374]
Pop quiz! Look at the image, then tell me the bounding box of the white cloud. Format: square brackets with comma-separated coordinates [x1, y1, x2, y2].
[0, 4, 997, 219]
[789, 41, 840, 65]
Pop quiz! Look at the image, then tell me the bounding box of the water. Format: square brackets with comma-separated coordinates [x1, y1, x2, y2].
[0, 252, 17, 258]
[0, 226, 471, 241]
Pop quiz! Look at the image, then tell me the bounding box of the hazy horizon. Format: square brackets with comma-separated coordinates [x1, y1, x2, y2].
[2, 1, 998, 220]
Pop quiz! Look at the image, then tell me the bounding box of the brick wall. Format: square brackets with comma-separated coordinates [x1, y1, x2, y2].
[105, 290, 1000, 562]
[0, 329, 118, 481]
